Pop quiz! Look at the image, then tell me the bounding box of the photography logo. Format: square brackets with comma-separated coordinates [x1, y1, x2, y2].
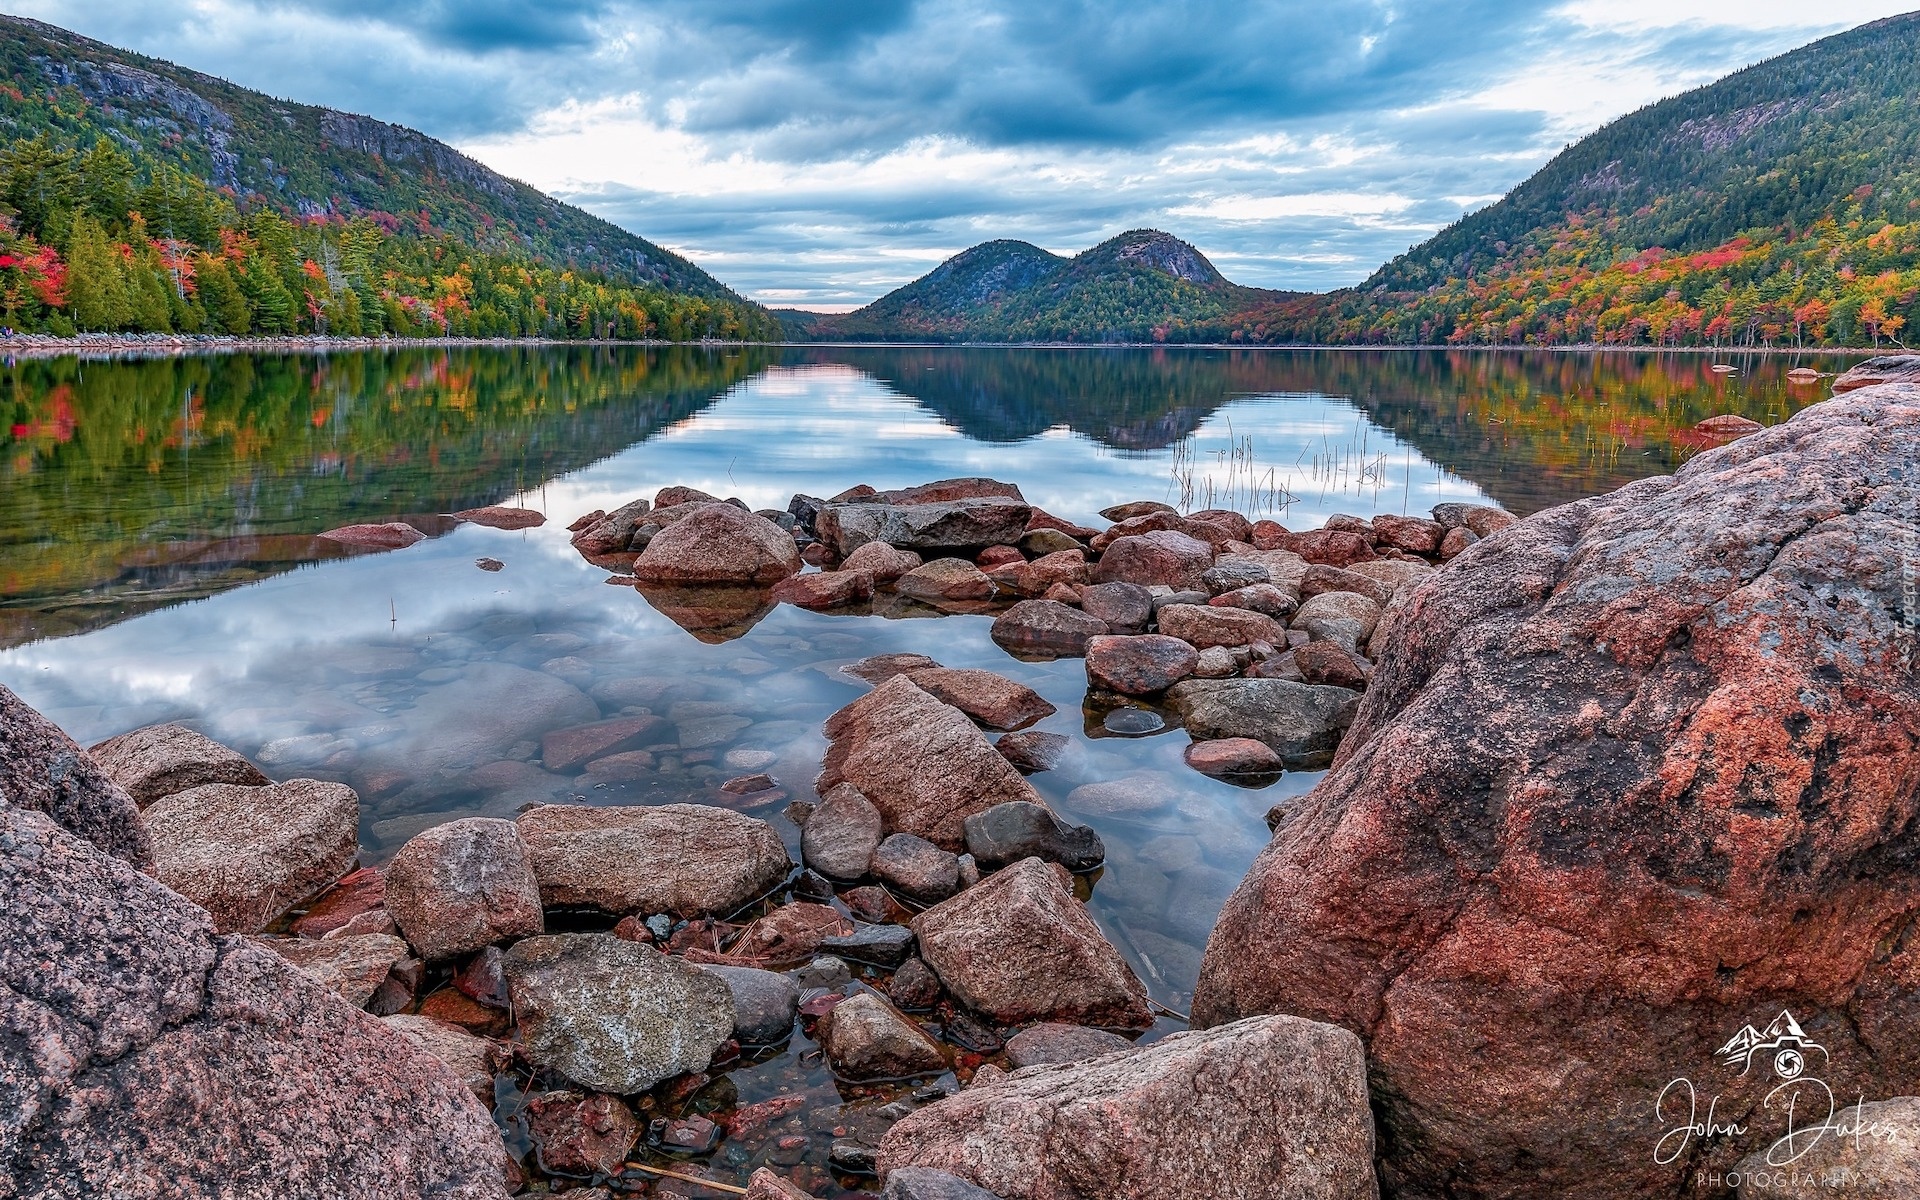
[1656, 1009, 1905, 1189]
[1714, 1010, 1828, 1082]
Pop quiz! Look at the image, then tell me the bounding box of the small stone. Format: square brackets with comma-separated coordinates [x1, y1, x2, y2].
[380, 1014, 500, 1100]
[820, 923, 917, 968]
[897, 558, 995, 601]
[1294, 641, 1372, 690]
[976, 545, 1026, 568]
[773, 569, 876, 609]
[820, 992, 946, 1081]
[881, 1167, 1006, 1200]
[1184, 738, 1286, 777]
[475, 557, 505, 572]
[290, 866, 386, 938]
[1099, 500, 1175, 521]
[843, 886, 897, 924]
[1077, 581, 1153, 632]
[989, 600, 1108, 658]
[993, 730, 1071, 773]
[1101, 707, 1166, 734]
[1090, 530, 1214, 591]
[802, 783, 886, 880]
[795, 956, 854, 990]
[450, 505, 545, 529]
[735, 902, 854, 964]
[963, 802, 1104, 872]
[251, 933, 411, 1008]
[843, 541, 924, 582]
[1156, 603, 1287, 650]
[1084, 634, 1198, 695]
[541, 714, 668, 773]
[454, 944, 511, 1008]
[1193, 645, 1240, 677]
[745, 1167, 818, 1200]
[842, 652, 943, 685]
[518, 803, 790, 917]
[384, 818, 544, 961]
[873, 833, 963, 904]
[1440, 526, 1479, 559]
[702, 965, 801, 1045]
[723, 772, 778, 794]
[526, 1090, 640, 1176]
[316, 521, 424, 551]
[904, 668, 1055, 731]
[830, 1139, 880, 1176]
[1004, 1022, 1135, 1068]
[1199, 561, 1269, 595]
[889, 957, 944, 1010]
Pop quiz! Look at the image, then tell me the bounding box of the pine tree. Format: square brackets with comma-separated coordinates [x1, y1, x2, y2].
[64, 214, 131, 330]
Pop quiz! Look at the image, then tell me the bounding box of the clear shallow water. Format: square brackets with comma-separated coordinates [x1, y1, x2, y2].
[0, 344, 1861, 1194]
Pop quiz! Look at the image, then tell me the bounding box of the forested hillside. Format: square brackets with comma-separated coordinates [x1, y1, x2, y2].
[1221, 12, 1920, 348]
[809, 231, 1291, 342]
[0, 16, 778, 340]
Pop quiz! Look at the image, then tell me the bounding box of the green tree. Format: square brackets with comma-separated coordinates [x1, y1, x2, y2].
[64, 214, 132, 330]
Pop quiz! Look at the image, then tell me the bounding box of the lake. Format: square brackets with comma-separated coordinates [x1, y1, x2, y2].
[0, 344, 1857, 1194]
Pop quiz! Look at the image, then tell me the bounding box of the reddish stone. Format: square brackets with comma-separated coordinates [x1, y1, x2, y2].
[449, 505, 545, 529]
[1025, 509, 1102, 540]
[315, 521, 425, 551]
[1292, 641, 1371, 690]
[990, 599, 1109, 657]
[843, 541, 921, 581]
[773, 569, 875, 609]
[734, 902, 855, 965]
[1155, 603, 1287, 650]
[1196, 388, 1920, 1198]
[1183, 737, 1285, 776]
[290, 867, 387, 938]
[656, 485, 720, 507]
[1277, 528, 1376, 567]
[526, 1090, 639, 1176]
[540, 714, 667, 773]
[1371, 513, 1445, 554]
[1833, 354, 1920, 392]
[384, 818, 544, 962]
[1042, 582, 1081, 604]
[879, 478, 1024, 505]
[1090, 530, 1214, 591]
[976, 545, 1026, 568]
[1084, 634, 1199, 695]
[634, 503, 802, 586]
[1439, 526, 1478, 559]
[1249, 519, 1291, 550]
[1299, 564, 1394, 607]
[1, 685, 150, 866]
[419, 987, 513, 1037]
[842, 652, 942, 685]
[722, 773, 778, 795]
[905, 667, 1057, 731]
[1695, 413, 1765, 439]
[898, 557, 995, 600]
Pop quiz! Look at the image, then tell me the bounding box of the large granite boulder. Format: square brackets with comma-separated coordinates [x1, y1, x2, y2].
[517, 804, 790, 917]
[911, 857, 1151, 1030]
[1194, 389, 1920, 1198]
[502, 933, 735, 1094]
[143, 779, 360, 934]
[633, 503, 802, 585]
[1, 800, 508, 1198]
[88, 723, 270, 809]
[818, 675, 1044, 850]
[1832, 354, 1920, 392]
[878, 1014, 1375, 1200]
[0, 685, 149, 867]
[818, 498, 1032, 555]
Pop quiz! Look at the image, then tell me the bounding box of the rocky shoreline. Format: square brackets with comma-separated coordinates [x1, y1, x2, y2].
[5, 356, 1920, 1199]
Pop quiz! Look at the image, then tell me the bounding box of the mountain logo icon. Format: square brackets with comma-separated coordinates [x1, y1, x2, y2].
[1714, 1011, 1829, 1081]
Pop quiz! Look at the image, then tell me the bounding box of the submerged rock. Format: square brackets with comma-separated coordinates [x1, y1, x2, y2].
[878, 1014, 1374, 1200]
[517, 803, 789, 917]
[503, 933, 735, 1094]
[911, 857, 1150, 1030]
[701, 964, 800, 1045]
[1195, 389, 1920, 1198]
[144, 778, 359, 934]
[1, 684, 150, 866]
[992, 730, 1071, 774]
[525, 1089, 640, 1176]
[384, 817, 544, 961]
[88, 723, 269, 809]
[962, 802, 1104, 872]
[818, 675, 1043, 850]
[316, 521, 425, 551]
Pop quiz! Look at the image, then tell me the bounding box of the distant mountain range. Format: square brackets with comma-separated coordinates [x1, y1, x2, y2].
[0, 16, 778, 339]
[795, 230, 1297, 343]
[796, 13, 1920, 349]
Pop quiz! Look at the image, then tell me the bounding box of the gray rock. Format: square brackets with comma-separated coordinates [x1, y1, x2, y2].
[701, 965, 800, 1045]
[993, 731, 1071, 774]
[502, 933, 735, 1093]
[888, 956, 944, 1010]
[144, 779, 359, 934]
[820, 992, 946, 1081]
[963, 802, 1104, 872]
[1, 684, 150, 866]
[1167, 678, 1361, 768]
[384, 817, 544, 961]
[1199, 561, 1269, 595]
[883, 1167, 1008, 1200]
[818, 498, 1032, 555]
[873, 833, 962, 904]
[802, 783, 886, 879]
[795, 955, 854, 990]
[820, 923, 917, 968]
[88, 723, 270, 809]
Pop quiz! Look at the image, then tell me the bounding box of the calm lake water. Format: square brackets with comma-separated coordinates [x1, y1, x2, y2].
[0, 344, 1859, 1193]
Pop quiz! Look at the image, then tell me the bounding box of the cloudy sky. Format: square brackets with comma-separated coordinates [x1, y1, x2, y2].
[17, 1, 1914, 307]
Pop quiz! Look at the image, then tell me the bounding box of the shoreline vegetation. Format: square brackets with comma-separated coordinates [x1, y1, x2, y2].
[0, 330, 1887, 360]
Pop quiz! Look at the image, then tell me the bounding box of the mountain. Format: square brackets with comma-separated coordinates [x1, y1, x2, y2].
[0, 16, 778, 339]
[808, 230, 1295, 342]
[1223, 12, 1920, 349]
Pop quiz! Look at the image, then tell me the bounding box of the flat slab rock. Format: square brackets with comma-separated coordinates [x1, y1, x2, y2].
[88, 722, 269, 809]
[818, 675, 1044, 850]
[143, 778, 360, 934]
[1, 800, 507, 1199]
[910, 857, 1151, 1030]
[1167, 678, 1360, 769]
[0, 684, 150, 866]
[517, 803, 790, 917]
[878, 1013, 1375, 1200]
[502, 933, 735, 1094]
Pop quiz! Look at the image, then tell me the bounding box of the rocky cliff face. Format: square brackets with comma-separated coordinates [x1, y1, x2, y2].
[1193, 386, 1920, 1198]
